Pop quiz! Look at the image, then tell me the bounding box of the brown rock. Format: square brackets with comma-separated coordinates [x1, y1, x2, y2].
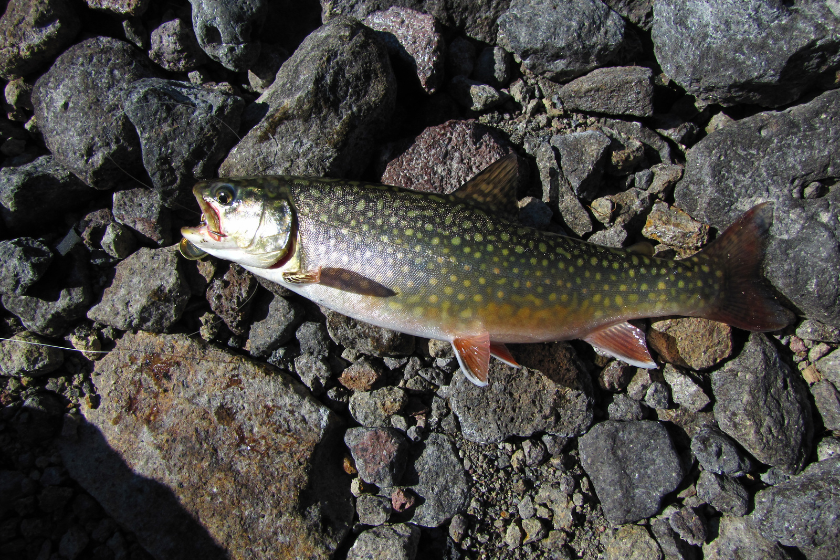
[59, 332, 352, 560]
[648, 317, 733, 370]
[339, 357, 386, 391]
[643, 201, 710, 249]
[206, 264, 258, 336]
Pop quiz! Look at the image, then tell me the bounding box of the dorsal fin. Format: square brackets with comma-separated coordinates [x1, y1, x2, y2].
[452, 153, 520, 221]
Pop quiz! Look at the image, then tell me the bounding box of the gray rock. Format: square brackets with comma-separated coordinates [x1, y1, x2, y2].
[598, 360, 635, 392]
[703, 515, 790, 560]
[797, 319, 840, 344]
[817, 350, 840, 388]
[645, 381, 671, 410]
[696, 470, 749, 516]
[669, 506, 706, 547]
[604, 0, 653, 30]
[122, 78, 244, 204]
[246, 43, 288, 93]
[588, 225, 628, 248]
[751, 457, 840, 554]
[356, 494, 392, 526]
[473, 46, 511, 89]
[663, 365, 710, 413]
[517, 196, 553, 229]
[817, 438, 840, 462]
[189, 0, 265, 71]
[0, 238, 52, 296]
[100, 222, 136, 260]
[551, 130, 611, 201]
[148, 18, 208, 72]
[447, 36, 475, 77]
[2, 250, 91, 337]
[579, 420, 686, 525]
[673, 90, 840, 326]
[347, 523, 420, 560]
[712, 333, 813, 474]
[32, 37, 159, 190]
[449, 75, 510, 112]
[321, 0, 510, 44]
[0, 156, 94, 234]
[653, 0, 840, 108]
[112, 188, 171, 246]
[326, 311, 415, 357]
[525, 137, 592, 236]
[247, 293, 303, 358]
[345, 427, 409, 487]
[558, 66, 653, 117]
[296, 321, 331, 358]
[293, 353, 332, 396]
[650, 516, 698, 560]
[87, 247, 190, 332]
[349, 386, 408, 427]
[60, 332, 352, 560]
[812, 380, 840, 431]
[405, 433, 469, 527]
[449, 344, 593, 444]
[0, 0, 81, 79]
[363, 7, 444, 94]
[497, 0, 628, 81]
[0, 331, 64, 378]
[607, 394, 645, 422]
[205, 264, 257, 337]
[219, 18, 396, 179]
[600, 118, 673, 165]
[601, 523, 663, 560]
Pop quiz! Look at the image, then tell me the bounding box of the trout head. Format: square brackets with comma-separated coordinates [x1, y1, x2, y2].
[180, 179, 294, 268]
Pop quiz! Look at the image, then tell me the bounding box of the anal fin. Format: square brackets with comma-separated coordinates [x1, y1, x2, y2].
[453, 334, 491, 386]
[490, 342, 520, 368]
[583, 322, 657, 369]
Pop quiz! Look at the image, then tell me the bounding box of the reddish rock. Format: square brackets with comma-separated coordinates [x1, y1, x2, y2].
[379, 120, 522, 195]
[339, 357, 386, 392]
[391, 487, 417, 513]
[344, 427, 409, 487]
[206, 264, 258, 336]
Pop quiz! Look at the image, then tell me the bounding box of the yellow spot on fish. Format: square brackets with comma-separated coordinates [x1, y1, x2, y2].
[405, 228, 413, 236]
[590, 257, 598, 266]
[479, 277, 486, 285]
[452, 237, 461, 245]
[444, 286, 453, 295]
[658, 282, 666, 290]
[614, 295, 623, 306]
[603, 297, 610, 306]
[473, 294, 483, 302]
[463, 280, 471, 288]
[457, 293, 466, 301]
[539, 243, 547, 252]
[701, 265, 711, 273]
[641, 283, 648, 291]
[459, 308, 472, 319]
[428, 295, 439, 304]
[429, 278, 438, 286]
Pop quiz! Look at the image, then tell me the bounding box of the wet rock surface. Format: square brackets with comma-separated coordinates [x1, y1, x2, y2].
[1, 4, 839, 558]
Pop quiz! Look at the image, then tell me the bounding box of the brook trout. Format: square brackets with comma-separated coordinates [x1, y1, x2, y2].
[180, 155, 793, 385]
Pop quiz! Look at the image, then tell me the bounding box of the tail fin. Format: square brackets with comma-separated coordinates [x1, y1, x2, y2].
[697, 202, 795, 331]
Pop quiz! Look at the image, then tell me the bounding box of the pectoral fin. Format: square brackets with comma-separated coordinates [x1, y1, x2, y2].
[452, 333, 491, 386]
[282, 267, 396, 297]
[583, 322, 657, 369]
[490, 342, 520, 368]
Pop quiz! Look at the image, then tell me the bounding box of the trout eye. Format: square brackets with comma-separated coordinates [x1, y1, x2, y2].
[214, 185, 235, 206]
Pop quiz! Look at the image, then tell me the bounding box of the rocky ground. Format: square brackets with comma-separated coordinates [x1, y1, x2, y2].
[1, 0, 840, 559]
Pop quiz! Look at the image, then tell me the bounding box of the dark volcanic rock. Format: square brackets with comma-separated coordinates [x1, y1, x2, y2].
[344, 427, 409, 487]
[653, 0, 840, 107]
[247, 293, 303, 358]
[473, 46, 512, 89]
[219, 17, 396, 178]
[321, 0, 510, 43]
[497, 0, 629, 81]
[122, 78, 244, 203]
[703, 515, 791, 560]
[87, 247, 190, 332]
[380, 119, 519, 195]
[751, 457, 840, 554]
[0, 0, 81, 79]
[2, 250, 91, 337]
[111, 188, 171, 246]
[405, 433, 470, 527]
[557, 66, 654, 117]
[551, 130, 611, 201]
[578, 420, 686, 525]
[696, 470, 749, 516]
[0, 331, 64, 378]
[32, 37, 159, 190]
[812, 380, 840, 432]
[0, 238, 53, 296]
[347, 523, 420, 560]
[189, 0, 265, 71]
[60, 332, 352, 560]
[711, 334, 813, 474]
[363, 7, 445, 94]
[449, 75, 510, 111]
[148, 18, 209, 73]
[326, 311, 415, 357]
[673, 89, 840, 326]
[0, 156, 94, 234]
[449, 343, 593, 444]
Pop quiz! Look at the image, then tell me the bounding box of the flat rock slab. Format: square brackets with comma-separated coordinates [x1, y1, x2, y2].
[450, 344, 593, 444]
[579, 420, 686, 525]
[59, 332, 352, 560]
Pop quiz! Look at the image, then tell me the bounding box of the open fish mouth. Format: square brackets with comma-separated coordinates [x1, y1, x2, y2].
[197, 198, 225, 241]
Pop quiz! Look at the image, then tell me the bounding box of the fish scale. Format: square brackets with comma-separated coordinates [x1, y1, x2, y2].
[180, 155, 794, 385]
